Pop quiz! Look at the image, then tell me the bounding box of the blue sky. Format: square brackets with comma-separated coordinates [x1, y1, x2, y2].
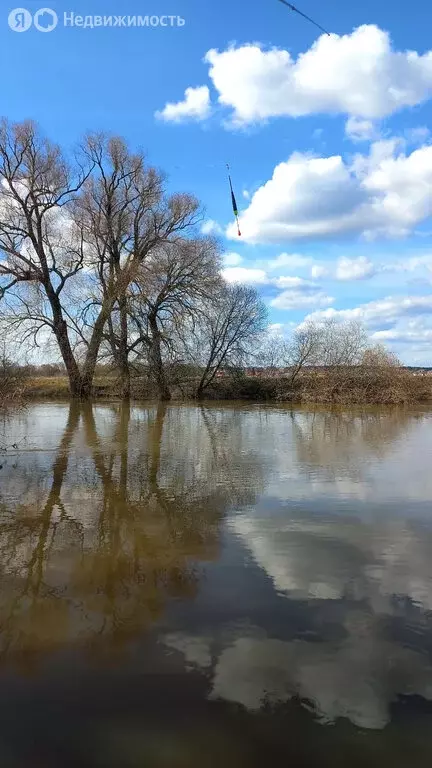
[2, 0, 432, 363]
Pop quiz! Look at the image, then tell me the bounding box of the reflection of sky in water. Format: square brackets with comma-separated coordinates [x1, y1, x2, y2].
[160, 407, 432, 731]
[1, 403, 432, 736]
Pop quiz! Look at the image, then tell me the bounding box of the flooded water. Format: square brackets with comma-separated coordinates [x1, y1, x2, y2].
[1, 401, 432, 766]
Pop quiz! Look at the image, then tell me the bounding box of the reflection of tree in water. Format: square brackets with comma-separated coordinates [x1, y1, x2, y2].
[0, 402, 265, 668]
[290, 409, 423, 482]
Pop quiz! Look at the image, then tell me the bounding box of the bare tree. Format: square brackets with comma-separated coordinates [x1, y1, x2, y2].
[361, 343, 400, 368]
[0, 119, 92, 393]
[317, 318, 368, 367]
[254, 319, 370, 390]
[256, 333, 289, 375]
[0, 121, 202, 398]
[189, 284, 268, 398]
[285, 323, 323, 385]
[282, 318, 368, 384]
[67, 134, 203, 397]
[123, 237, 222, 400]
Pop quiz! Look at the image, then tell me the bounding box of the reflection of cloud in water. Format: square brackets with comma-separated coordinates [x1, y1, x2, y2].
[164, 619, 432, 730]
[230, 515, 361, 600]
[164, 632, 212, 669]
[163, 410, 432, 734]
[230, 511, 432, 611]
[2, 401, 432, 732]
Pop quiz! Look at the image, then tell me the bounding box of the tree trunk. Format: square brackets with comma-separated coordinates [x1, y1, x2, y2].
[53, 319, 83, 396]
[149, 315, 171, 401]
[106, 306, 130, 400]
[196, 380, 206, 399]
[80, 300, 116, 398]
[118, 293, 131, 399]
[47, 289, 83, 397]
[196, 358, 214, 399]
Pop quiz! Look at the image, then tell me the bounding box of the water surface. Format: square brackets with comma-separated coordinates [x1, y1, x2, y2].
[1, 401, 432, 766]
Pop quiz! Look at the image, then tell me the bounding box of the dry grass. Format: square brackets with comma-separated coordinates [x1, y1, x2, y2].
[296, 368, 432, 405]
[24, 375, 120, 399]
[24, 376, 70, 398]
[206, 369, 432, 405]
[19, 368, 432, 405]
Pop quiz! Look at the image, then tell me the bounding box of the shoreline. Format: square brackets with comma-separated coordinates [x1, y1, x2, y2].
[14, 371, 432, 407]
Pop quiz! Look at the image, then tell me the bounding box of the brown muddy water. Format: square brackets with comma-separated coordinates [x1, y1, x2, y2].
[1, 401, 432, 767]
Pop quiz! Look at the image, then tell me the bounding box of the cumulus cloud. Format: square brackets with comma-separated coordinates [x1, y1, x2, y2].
[274, 276, 315, 289]
[155, 85, 211, 122]
[201, 219, 223, 235]
[311, 264, 329, 279]
[381, 253, 432, 274]
[223, 252, 243, 267]
[220, 260, 334, 310]
[226, 141, 432, 243]
[345, 116, 377, 142]
[271, 289, 334, 310]
[307, 252, 432, 283]
[335, 256, 376, 281]
[372, 325, 432, 344]
[221, 266, 268, 284]
[267, 252, 313, 271]
[202, 25, 432, 126]
[303, 294, 432, 328]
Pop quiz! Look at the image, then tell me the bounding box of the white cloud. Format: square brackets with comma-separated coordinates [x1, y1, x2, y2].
[335, 256, 376, 281]
[311, 264, 329, 279]
[274, 276, 315, 289]
[308, 252, 432, 283]
[202, 26, 432, 126]
[201, 219, 223, 235]
[271, 289, 334, 310]
[371, 326, 432, 344]
[382, 254, 432, 273]
[226, 141, 432, 243]
[223, 251, 243, 267]
[220, 260, 334, 309]
[304, 294, 432, 328]
[155, 85, 211, 123]
[221, 266, 268, 284]
[345, 116, 377, 142]
[267, 253, 312, 271]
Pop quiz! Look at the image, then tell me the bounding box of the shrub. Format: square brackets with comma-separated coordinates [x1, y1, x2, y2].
[0, 353, 27, 406]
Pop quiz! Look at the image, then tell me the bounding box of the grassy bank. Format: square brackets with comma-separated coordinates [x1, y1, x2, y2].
[20, 368, 432, 405]
[210, 371, 432, 405]
[23, 375, 119, 399]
